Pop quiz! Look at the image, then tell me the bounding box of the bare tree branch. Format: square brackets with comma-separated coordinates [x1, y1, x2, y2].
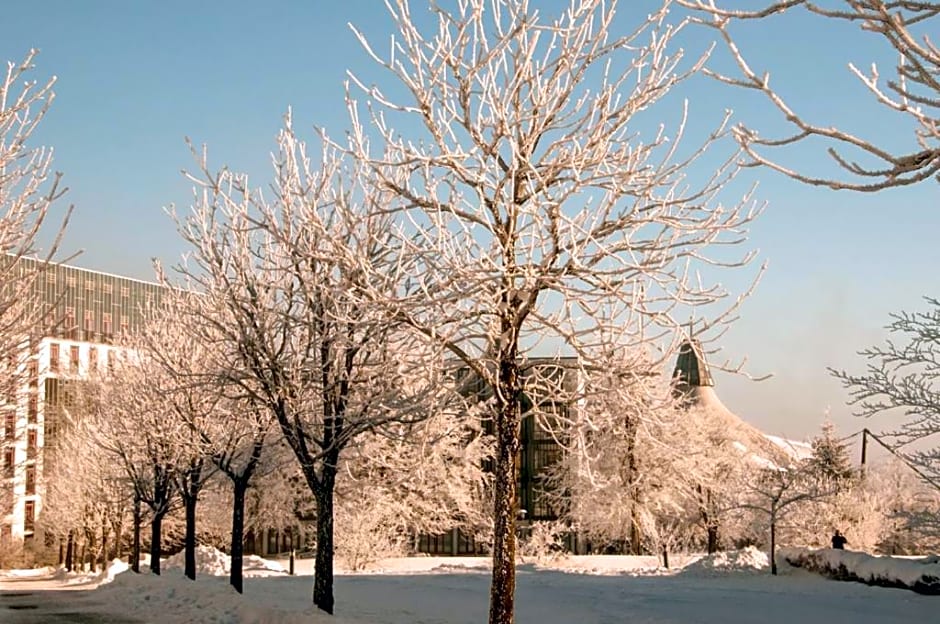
[680, 0, 940, 190]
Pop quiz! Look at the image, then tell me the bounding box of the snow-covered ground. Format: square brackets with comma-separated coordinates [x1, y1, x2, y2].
[1, 547, 935, 623]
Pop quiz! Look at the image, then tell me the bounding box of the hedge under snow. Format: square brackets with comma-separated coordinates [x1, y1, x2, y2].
[780, 547, 940, 595]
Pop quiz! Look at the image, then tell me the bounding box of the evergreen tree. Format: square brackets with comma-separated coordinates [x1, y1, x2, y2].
[810, 422, 855, 484]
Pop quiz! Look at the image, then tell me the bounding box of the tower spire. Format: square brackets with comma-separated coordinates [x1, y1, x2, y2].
[672, 334, 714, 398]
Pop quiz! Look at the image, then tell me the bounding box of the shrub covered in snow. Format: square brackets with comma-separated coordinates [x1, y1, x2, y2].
[781, 547, 940, 594]
[518, 521, 568, 561]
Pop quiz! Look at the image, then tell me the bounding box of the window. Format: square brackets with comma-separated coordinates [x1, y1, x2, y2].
[27, 358, 37, 387]
[120, 316, 129, 335]
[27, 395, 37, 423]
[88, 346, 98, 372]
[65, 307, 76, 339]
[121, 286, 130, 298]
[102, 283, 113, 295]
[4, 414, 13, 440]
[83, 310, 94, 339]
[85, 280, 94, 291]
[3, 448, 12, 472]
[44, 378, 59, 408]
[49, 343, 60, 373]
[24, 501, 34, 532]
[69, 346, 80, 373]
[25, 467, 35, 495]
[102, 313, 112, 336]
[46, 272, 56, 283]
[27, 429, 36, 458]
[66, 276, 76, 287]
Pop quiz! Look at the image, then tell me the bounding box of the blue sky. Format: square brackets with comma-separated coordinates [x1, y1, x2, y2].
[3, 1, 937, 442]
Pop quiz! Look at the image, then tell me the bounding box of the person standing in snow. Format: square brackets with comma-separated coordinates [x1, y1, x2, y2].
[831, 530, 848, 550]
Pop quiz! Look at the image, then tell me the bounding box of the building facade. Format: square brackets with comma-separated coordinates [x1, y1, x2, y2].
[1, 259, 163, 542]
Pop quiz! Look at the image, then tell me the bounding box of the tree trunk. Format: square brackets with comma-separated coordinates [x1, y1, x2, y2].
[58, 539, 64, 566]
[184, 496, 198, 581]
[230, 479, 248, 594]
[489, 377, 521, 624]
[629, 512, 642, 555]
[289, 529, 295, 576]
[131, 496, 141, 574]
[312, 469, 336, 614]
[100, 519, 109, 572]
[627, 423, 641, 555]
[662, 544, 669, 569]
[65, 530, 74, 572]
[699, 487, 720, 554]
[707, 525, 719, 555]
[111, 516, 124, 561]
[770, 519, 777, 576]
[150, 513, 164, 575]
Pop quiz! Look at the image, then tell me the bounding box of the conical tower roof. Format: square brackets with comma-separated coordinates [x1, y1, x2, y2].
[673, 339, 714, 393]
[671, 338, 787, 462]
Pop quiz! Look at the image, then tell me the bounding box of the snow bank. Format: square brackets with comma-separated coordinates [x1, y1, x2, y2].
[97, 558, 129, 584]
[94, 569, 332, 624]
[781, 547, 940, 594]
[163, 545, 286, 577]
[680, 547, 770, 576]
[164, 544, 231, 575]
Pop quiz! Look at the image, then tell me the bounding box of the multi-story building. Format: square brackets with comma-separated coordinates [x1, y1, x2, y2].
[1, 258, 163, 542]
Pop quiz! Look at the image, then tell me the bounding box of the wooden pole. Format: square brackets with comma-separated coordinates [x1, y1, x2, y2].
[860, 429, 868, 471]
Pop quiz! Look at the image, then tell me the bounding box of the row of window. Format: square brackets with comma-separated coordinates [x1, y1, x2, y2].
[3, 397, 38, 422]
[46, 273, 133, 298]
[52, 309, 130, 336]
[2, 453, 36, 493]
[3, 416, 38, 450]
[48, 343, 116, 375]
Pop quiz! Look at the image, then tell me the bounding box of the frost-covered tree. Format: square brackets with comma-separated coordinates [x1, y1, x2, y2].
[871, 460, 940, 553]
[131, 312, 224, 582]
[831, 297, 940, 489]
[171, 120, 448, 614]
[680, 1, 940, 191]
[89, 349, 190, 576]
[203, 403, 278, 593]
[346, 2, 761, 620]
[142, 293, 283, 592]
[0, 51, 71, 391]
[40, 395, 129, 571]
[732, 458, 833, 574]
[541, 356, 683, 554]
[335, 406, 493, 569]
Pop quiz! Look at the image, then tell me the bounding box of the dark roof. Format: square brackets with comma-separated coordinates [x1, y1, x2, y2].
[672, 340, 714, 388]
